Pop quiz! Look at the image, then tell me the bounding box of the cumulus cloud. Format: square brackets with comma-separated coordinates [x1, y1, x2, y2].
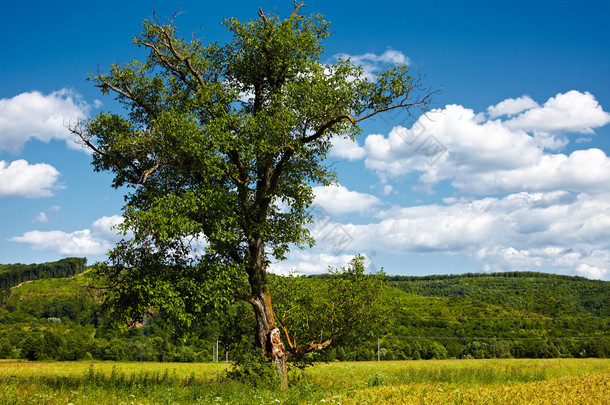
[280, 91, 610, 279]
[0, 159, 62, 198]
[505, 91, 610, 134]
[10, 230, 108, 255]
[487, 95, 539, 118]
[9, 215, 124, 255]
[329, 136, 366, 161]
[452, 148, 610, 195]
[362, 91, 610, 195]
[0, 89, 90, 153]
[312, 184, 381, 215]
[308, 190, 610, 279]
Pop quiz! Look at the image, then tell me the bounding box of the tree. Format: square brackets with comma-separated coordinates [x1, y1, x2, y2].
[71, 2, 432, 378]
[268, 256, 390, 362]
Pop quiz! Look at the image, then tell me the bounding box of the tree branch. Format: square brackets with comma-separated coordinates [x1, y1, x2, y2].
[289, 1, 305, 19]
[288, 337, 334, 359]
[149, 13, 206, 89]
[67, 120, 102, 155]
[234, 292, 254, 303]
[258, 7, 268, 23]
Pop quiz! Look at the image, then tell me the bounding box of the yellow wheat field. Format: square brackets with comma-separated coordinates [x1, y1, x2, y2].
[340, 370, 610, 405]
[0, 358, 608, 404]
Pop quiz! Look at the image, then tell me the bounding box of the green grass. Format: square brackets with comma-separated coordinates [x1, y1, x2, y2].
[0, 359, 608, 404]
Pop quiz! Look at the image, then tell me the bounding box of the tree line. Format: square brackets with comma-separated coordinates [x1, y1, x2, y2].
[0, 258, 87, 290]
[0, 259, 608, 362]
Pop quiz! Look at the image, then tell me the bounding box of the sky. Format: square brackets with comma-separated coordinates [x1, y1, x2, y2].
[1, 0, 610, 280]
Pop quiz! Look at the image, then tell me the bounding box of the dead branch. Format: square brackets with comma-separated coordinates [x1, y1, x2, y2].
[67, 120, 102, 155]
[290, 1, 305, 18]
[258, 7, 268, 23]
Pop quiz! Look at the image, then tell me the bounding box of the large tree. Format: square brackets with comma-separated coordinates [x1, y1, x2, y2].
[72, 2, 431, 377]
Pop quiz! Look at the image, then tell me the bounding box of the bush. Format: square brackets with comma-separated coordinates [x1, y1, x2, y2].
[0, 337, 13, 358]
[224, 343, 282, 387]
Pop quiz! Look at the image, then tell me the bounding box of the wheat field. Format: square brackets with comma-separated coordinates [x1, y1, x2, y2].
[0, 358, 608, 404]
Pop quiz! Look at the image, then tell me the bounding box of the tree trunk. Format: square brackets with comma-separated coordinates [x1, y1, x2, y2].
[249, 288, 288, 385]
[246, 233, 288, 385]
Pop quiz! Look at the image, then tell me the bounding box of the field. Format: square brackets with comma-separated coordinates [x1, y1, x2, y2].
[0, 358, 608, 404]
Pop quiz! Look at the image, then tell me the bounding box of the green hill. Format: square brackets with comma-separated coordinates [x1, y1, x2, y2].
[0, 257, 87, 290]
[0, 259, 608, 361]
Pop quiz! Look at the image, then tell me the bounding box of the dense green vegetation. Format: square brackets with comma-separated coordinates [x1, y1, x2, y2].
[0, 259, 608, 362]
[0, 258, 86, 290]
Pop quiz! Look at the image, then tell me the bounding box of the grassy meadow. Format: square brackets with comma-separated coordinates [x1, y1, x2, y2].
[0, 358, 608, 404]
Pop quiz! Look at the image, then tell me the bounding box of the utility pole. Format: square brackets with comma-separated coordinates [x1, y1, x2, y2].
[378, 338, 380, 361]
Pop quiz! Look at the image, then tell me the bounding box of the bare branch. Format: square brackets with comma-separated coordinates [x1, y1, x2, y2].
[290, 1, 306, 19]
[67, 120, 102, 155]
[258, 7, 268, 23]
[287, 337, 334, 359]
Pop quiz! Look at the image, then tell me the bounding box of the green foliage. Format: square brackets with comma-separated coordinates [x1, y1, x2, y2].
[0, 258, 86, 290]
[1, 259, 609, 363]
[224, 346, 282, 387]
[73, 6, 429, 363]
[267, 255, 390, 361]
[366, 371, 389, 387]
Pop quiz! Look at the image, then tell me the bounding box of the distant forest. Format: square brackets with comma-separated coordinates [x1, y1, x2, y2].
[0, 257, 87, 290]
[0, 259, 608, 362]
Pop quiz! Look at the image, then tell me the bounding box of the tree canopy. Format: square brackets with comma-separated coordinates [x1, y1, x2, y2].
[72, 3, 431, 377]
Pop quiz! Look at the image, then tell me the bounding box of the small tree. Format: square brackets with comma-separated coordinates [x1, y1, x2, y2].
[72, 2, 431, 378]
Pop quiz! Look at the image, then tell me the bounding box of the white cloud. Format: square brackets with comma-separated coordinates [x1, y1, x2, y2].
[577, 263, 606, 280]
[381, 184, 394, 195]
[268, 251, 356, 275]
[33, 212, 49, 223]
[0, 159, 62, 198]
[341, 200, 500, 253]
[303, 190, 610, 279]
[0, 89, 90, 153]
[9, 215, 124, 255]
[10, 230, 108, 255]
[313, 184, 380, 215]
[92, 215, 125, 242]
[505, 91, 610, 134]
[487, 95, 539, 118]
[362, 91, 610, 196]
[334, 49, 410, 80]
[452, 148, 610, 195]
[364, 105, 541, 183]
[329, 136, 366, 161]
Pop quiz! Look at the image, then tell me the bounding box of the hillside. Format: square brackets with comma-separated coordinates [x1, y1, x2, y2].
[0, 257, 87, 290]
[0, 260, 608, 361]
[378, 272, 610, 360]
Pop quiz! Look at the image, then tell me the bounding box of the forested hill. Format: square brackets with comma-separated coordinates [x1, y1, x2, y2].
[0, 258, 87, 290]
[385, 271, 610, 318]
[0, 261, 608, 361]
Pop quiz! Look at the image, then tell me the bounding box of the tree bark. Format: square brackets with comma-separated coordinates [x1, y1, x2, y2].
[249, 288, 288, 385]
[247, 236, 288, 385]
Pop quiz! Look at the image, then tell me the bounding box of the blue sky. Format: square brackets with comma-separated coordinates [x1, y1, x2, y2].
[1, 1, 610, 279]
